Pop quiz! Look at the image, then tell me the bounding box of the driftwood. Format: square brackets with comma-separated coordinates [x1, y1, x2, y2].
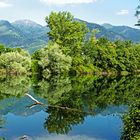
[26, 94, 43, 105]
[26, 93, 44, 109]
[25, 93, 95, 115]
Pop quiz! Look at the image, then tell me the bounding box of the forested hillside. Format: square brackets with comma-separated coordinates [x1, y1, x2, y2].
[0, 18, 140, 53]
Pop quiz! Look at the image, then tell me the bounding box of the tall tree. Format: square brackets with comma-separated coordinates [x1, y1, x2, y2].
[45, 11, 88, 55]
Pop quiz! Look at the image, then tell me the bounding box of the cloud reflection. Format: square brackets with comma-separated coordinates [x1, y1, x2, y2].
[33, 134, 104, 140]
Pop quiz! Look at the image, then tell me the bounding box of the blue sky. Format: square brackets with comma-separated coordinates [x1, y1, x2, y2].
[0, 0, 139, 27]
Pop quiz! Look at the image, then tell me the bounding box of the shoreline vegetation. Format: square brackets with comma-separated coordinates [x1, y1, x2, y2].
[0, 11, 140, 78]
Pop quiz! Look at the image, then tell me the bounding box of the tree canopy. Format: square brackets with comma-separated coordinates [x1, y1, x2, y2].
[46, 11, 88, 55]
[0, 45, 31, 75]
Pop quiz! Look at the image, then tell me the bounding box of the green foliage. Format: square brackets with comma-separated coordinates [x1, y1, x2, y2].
[45, 12, 91, 74]
[0, 44, 5, 54]
[0, 11, 140, 139]
[46, 11, 88, 55]
[1, 11, 140, 77]
[1, 19, 140, 52]
[32, 43, 72, 77]
[83, 32, 140, 73]
[0, 45, 31, 75]
[0, 76, 31, 99]
[31, 11, 140, 76]
[122, 100, 140, 140]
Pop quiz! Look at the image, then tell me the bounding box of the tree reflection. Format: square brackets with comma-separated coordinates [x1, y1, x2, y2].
[44, 107, 85, 134]
[32, 75, 140, 135]
[0, 75, 31, 100]
[32, 75, 72, 104]
[81, 76, 140, 110]
[0, 75, 139, 138]
[121, 99, 140, 140]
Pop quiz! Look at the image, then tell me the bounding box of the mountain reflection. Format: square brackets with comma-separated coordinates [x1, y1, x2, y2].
[0, 75, 139, 139]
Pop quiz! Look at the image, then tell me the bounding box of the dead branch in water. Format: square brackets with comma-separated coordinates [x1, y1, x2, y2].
[25, 93, 95, 115]
[26, 93, 44, 105]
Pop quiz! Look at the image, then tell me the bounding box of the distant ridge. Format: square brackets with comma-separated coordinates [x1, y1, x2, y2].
[102, 23, 114, 29]
[0, 19, 140, 53]
[102, 23, 140, 43]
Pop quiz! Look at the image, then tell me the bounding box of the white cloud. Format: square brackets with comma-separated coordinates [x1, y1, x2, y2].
[40, 0, 97, 5]
[116, 10, 129, 16]
[0, 0, 13, 8]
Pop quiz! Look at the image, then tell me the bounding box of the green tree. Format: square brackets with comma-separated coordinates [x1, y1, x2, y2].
[0, 45, 31, 75]
[0, 44, 6, 54]
[0, 51, 31, 74]
[32, 43, 72, 77]
[46, 11, 88, 55]
[45, 12, 90, 74]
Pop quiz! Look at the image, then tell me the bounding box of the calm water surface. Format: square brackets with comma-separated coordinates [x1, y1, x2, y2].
[0, 75, 139, 140]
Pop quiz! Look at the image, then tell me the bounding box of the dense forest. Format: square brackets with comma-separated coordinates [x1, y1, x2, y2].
[0, 12, 140, 77]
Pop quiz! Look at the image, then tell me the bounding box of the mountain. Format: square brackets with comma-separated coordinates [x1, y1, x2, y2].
[102, 23, 140, 43]
[12, 20, 49, 53]
[0, 19, 140, 53]
[82, 20, 125, 41]
[0, 94, 47, 117]
[0, 20, 49, 53]
[0, 20, 24, 47]
[12, 20, 49, 42]
[0, 95, 127, 117]
[102, 23, 113, 29]
[12, 20, 45, 36]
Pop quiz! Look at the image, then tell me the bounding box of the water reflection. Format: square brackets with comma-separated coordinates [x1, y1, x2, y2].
[121, 99, 140, 140]
[0, 75, 31, 99]
[0, 75, 139, 139]
[32, 75, 139, 137]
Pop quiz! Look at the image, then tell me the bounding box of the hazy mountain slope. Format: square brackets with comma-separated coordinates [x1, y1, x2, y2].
[12, 20, 49, 53]
[84, 21, 126, 41]
[102, 23, 140, 43]
[12, 20, 49, 42]
[0, 20, 24, 47]
[0, 19, 140, 53]
[12, 20, 45, 36]
[102, 23, 113, 29]
[0, 20, 49, 53]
